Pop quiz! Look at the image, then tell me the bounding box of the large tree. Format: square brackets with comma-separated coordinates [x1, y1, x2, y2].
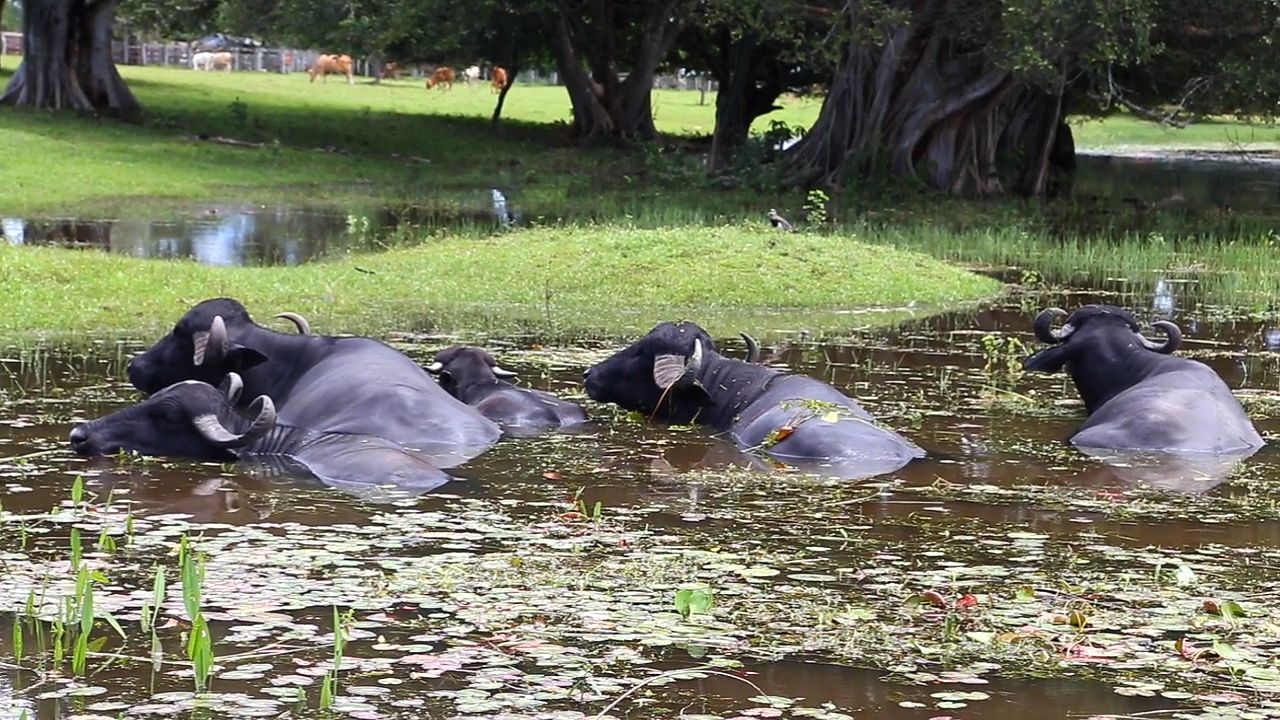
[550, 0, 690, 141]
[2, 0, 140, 114]
[677, 0, 837, 169]
[783, 0, 1280, 197]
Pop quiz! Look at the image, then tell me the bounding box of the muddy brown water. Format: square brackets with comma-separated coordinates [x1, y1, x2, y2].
[3, 283, 1280, 716]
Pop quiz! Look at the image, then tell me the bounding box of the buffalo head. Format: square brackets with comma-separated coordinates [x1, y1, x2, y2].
[1024, 304, 1183, 412]
[127, 298, 273, 394]
[69, 374, 275, 459]
[425, 346, 518, 396]
[584, 322, 714, 422]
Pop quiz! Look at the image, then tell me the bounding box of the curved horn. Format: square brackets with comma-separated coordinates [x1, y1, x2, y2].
[688, 338, 704, 375]
[191, 395, 276, 448]
[492, 365, 519, 379]
[220, 372, 244, 404]
[193, 315, 229, 366]
[424, 361, 444, 374]
[1138, 320, 1182, 354]
[1033, 308, 1075, 344]
[273, 312, 311, 335]
[740, 333, 760, 363]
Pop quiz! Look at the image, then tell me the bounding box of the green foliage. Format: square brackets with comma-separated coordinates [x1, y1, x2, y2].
[674, 587, 715, 619]
[179, 536, 215, 691]
[321, 607, 355, 709]
[980, 333, 1028, 384]
[803, 188, 829, 226]
[0, 0, 18, 32]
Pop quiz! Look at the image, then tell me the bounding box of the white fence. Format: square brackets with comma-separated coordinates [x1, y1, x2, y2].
[0, 31, 716, 89]
[1, 32, 333, 75]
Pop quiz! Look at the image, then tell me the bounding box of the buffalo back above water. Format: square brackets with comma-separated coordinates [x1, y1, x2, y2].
[584, 322, 923, 477]
[1024, 305, 1263, 454]
[427, 345, 587, 433]
[126, 298, 500, 466]
[70, 374, 451, 497]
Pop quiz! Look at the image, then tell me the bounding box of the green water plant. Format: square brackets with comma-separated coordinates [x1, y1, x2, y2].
[319, 607, 354, 710]
[179, 535, 214, 691]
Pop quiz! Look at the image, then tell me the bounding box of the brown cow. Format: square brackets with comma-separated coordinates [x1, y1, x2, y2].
[491, 67, 508, 94]
[309, 54, 354, 85]
[379, 62, 402, 80]
[427, 66, 455, 91]
[210, 52, 233, 72]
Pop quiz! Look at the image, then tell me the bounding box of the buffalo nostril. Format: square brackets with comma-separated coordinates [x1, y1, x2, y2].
[69, 426, 91, 452]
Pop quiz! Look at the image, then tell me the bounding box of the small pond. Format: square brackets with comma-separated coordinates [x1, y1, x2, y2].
[3, 273, 1280, 717]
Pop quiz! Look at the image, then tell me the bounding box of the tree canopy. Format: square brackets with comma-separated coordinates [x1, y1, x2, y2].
[7, 0, 1280, 195]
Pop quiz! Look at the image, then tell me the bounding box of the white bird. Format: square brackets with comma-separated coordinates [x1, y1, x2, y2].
[491, 188, 514, 229]
[767, 208, 793, 232]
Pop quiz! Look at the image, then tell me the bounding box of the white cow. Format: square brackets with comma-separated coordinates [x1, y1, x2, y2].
[191, 52, 214, 71]
[462, 65, 481, 86]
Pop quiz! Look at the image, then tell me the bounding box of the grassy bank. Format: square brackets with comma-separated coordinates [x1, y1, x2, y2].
[0, 224, 1000, 342]
[1071, 114, 1280, 149]
[0, 63, 1275, 216]
[880, 220, 1280, 311]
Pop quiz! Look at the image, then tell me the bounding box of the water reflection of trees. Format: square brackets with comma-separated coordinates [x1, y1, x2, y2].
[7, 207, 350, 266]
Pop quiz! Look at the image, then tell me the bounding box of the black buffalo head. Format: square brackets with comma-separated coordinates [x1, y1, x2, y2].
[69, 373, 276, 459]
[424, 346, 518, 396]
[584, 322, 715, 422]
[1023, 304, 1182, 412]
[127, 298, 277, 394]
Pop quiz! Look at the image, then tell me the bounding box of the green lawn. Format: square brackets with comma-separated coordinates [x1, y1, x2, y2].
[1, 63, 1273, 216]
[1070, 114, 1280, 149]
[0, 224, 1000, 342]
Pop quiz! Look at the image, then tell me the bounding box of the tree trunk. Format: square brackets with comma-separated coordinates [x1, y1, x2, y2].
[785, 0, 1072, 197]
[550, 0, 684, 143]
[491, 63, 517, 127]
[708, 31, 786, 171]
[1, 0, 139, 116]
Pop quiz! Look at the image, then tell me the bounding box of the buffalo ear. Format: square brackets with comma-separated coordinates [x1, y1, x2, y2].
[225, 346, 268, 373]
[1023, 345, 1069, 373]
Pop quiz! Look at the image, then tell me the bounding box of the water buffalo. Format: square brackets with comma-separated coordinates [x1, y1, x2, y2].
[583, 322, 924, 478]
[426, 346, 587, 435]
[126, 298, 501, 467]
[1024, 305, 1264, 454]
[70, 375, 450, 496]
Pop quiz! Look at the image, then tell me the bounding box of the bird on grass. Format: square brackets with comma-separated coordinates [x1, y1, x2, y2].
[767, 208, 794, 232]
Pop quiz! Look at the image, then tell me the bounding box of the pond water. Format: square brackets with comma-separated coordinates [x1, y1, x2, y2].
[1074, 149, 1280, 214]
[3, 279, 1280, 717]
[1, 190, 518, 267]
[4, 152, 1277, 267]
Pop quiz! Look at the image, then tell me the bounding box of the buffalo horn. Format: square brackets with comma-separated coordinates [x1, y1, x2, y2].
[220, 372, 244, 404]
[1033, 308, 1075, 344]
[492, 365, 519, 379]
[1138, 320, 1182, 354]
[191, 395, 276, 448]
[653, 338, 704, 390]
[740, 333, 761, 363]
[273, 312, 311, 335]
[424, 361, 445, 374]
[193, 315, 229, 366]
